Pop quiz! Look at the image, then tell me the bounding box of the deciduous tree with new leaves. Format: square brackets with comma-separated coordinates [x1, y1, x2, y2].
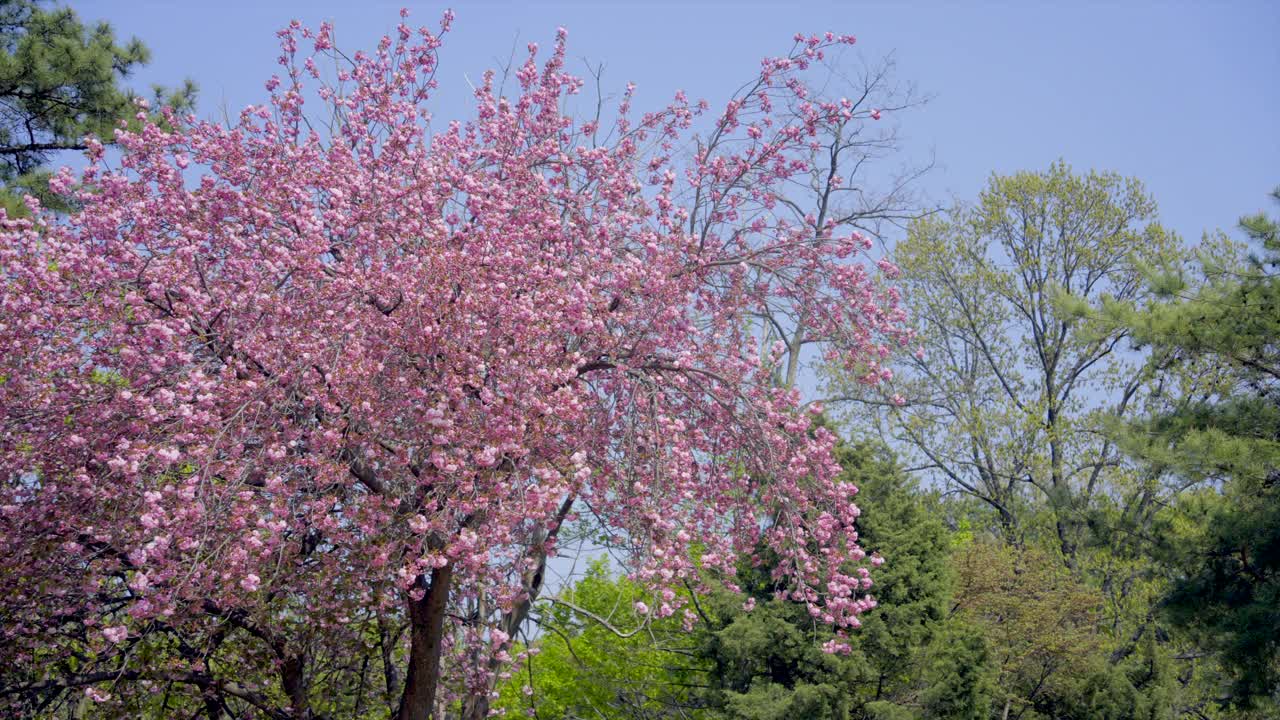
[830, 163, 1183, 565]
[0, 10, 914, 720]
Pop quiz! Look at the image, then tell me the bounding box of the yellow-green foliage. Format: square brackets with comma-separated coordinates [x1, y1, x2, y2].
[492, 558, 707, 719]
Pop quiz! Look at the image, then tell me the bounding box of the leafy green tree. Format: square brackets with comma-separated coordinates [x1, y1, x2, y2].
[697, 440, 952, 720]
[0, 0, 195, 213]
[830, 161, 1183, 569]
[1088, 187, 1280, 711]
[949, 539, 1105, 719]
[492, 559, 708, 719]
[825, 162, 1212, 717]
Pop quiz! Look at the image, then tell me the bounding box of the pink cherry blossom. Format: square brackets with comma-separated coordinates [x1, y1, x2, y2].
[84, 688, 111, 703]
[821, 638, 853, 655]
[0, 10, 905, 715]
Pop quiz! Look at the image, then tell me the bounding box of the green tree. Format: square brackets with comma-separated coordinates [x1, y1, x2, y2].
[492, 559, 708, 719]
[826, 163, 1202, 716]
[699, 593, 858, 720]
[949, 539, 1106, 719]
[830, 161, 1183, 569]
[697, 440, 952, 720]
[835, 441, 950, 714]
[918, 620, 995, 720]
[1088, 187, 1280, 711]
[0, 0, 195, 214]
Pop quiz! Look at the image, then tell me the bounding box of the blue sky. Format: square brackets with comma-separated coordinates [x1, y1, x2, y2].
[71, 0, 1278, 245]
[60, 0, 1278, 583]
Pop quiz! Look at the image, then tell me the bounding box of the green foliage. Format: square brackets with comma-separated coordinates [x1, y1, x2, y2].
[1088, 187, 1280, 710]
[862, 701, 920, 720]
[950, 539, 1108, 717]
[830, 160, 1184, 568]
[0, 0, 196, 214]
[496, 440, 954, 720]
[696, 439, 952, 720]
[919, 620, 994, 720]
[1073, 629, 1175, 720]
[700, 596, 860, 720]
[492, 558, 707, 719]
[680, 440, 952, 712]
[825, 163, 1280, 717]
[1160, 485, 1280, 704]
[833, 442, 950, 704]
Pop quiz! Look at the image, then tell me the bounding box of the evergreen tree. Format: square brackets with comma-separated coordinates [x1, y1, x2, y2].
[698, 440, 952, 720]
[918, 620, 994, 720]
[1089, 187, 1280, 710]
[835, 442, 950, 713]
[699, 593, 859, 720]
[0, 0, 195, 213]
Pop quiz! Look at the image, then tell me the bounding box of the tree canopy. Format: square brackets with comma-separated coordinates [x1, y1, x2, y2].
[1087, 187, 1280, 708]
[0, 12, 911, 719]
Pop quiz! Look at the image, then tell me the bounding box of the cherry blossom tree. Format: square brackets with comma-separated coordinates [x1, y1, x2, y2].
[0, 11, 915, 719]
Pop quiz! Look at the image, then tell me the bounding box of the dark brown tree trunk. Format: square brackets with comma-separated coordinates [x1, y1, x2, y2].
[281, 654, 309, 720]
[396, 564, 454, 720]
[379, 613, 402, 706]
[202, 692, 224, 720]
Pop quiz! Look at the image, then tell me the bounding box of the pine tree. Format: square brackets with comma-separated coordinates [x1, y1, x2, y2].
[698, 439, 953, 720]
[1093, 187, 1280, 710]
[0, 0, 195, 213]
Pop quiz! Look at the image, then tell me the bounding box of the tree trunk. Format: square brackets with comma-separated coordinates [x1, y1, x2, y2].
[459, 542, 549, 720]
[281, 653, 309, 720]
[783, 318, 807, 390]
[396, 564, 454, 720]
[1047, 404, 1078, 568]
[379, 613, 402, 706]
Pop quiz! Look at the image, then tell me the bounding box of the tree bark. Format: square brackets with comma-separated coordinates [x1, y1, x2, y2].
[281, 654, 309, 720]
[396, 564, 454, 720]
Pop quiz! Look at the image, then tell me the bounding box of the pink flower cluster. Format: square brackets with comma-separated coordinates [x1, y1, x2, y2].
[0, 10, 909, 706]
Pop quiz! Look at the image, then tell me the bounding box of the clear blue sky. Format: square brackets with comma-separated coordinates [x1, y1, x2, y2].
[63, 0, 1278, 584]
[72, 0, 1278, 243]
